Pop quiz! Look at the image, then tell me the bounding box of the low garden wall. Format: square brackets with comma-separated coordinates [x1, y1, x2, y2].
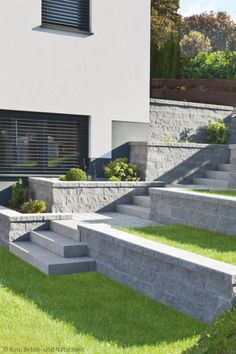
[79, 222, 236, 323]
[29, 178, 164, 213]
[149, 99, 236, 143]
[150, 188, 236, 236]
[130, 142, 230, 183]
[0, 205, 72, 249]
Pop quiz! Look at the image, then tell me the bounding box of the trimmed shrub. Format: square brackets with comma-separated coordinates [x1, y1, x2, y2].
[60, 168, 87, 182]
[21, 200, 46, 214]
[206, 119, 230, 144]
[9, 179, 28, 209]
[104, 158, 140, 182]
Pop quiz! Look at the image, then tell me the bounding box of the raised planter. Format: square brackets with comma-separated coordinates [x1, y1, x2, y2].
[78, 221, 236, 323]
[130, 141, 230, 183]
[0, 205, 72, 248]
[150, 188, 236, 236]
[29, 178, 164, 213]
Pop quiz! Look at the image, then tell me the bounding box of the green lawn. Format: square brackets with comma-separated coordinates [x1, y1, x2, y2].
[0, 247, 205, 354]
[121, 225, 236, 265]
[191, 189, 236, 198]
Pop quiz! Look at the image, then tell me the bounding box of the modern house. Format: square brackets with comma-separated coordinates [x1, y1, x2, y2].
[0, 0, 150, 197]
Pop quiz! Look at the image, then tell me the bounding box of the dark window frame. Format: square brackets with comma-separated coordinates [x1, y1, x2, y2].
[42, 0, 91, 35]
[0, 110, 89, 176]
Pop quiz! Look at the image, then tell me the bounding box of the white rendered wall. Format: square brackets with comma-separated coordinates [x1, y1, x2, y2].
[0, 0, 150, 159]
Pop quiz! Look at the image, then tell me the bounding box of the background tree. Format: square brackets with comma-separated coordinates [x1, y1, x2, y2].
[180, 31, 212, 57]
[181, 12, 236, 52]
[151, 0, 181, 78]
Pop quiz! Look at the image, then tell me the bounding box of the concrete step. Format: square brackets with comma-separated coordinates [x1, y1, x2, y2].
[194, 178, 228, 189]
[9, 241, 96, 276]
[218, 164, 231, 172]
[116, 204, 151, 220]
[50, 220, 81, 242]
[132, 196, 151, 209]
[30, 230, 88, 258]
[206, 170, 229, 181]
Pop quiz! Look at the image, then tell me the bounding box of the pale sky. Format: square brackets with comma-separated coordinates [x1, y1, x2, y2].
[180, 0, 236, 21]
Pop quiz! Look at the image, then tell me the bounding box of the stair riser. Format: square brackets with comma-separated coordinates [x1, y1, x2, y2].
[116, 205, 150, 220]
[194, 178, 228, 188]
[30, 233, 88, 258]
[50, 221, 81, 242]
[132, 196, 151, 208]
[218, 164, 231, 172]
[9, 243, 96, 276]
[48, 262, 96, 276]
[206, 171, 229, 181]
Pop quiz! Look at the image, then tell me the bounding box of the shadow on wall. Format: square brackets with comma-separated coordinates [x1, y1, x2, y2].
[130, 143, 230, 184]
[151, 146, 230, 184]
[149, 100, 236, 144]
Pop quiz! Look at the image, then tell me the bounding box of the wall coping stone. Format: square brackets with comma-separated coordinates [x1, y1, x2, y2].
[150, 187, 236, 208]
[150, 98, 234, 111]
[130, 141, 229, 149]
[0, 205, 73, 222]
[29, 177, 165, 189]
[77, 221, 236, 277]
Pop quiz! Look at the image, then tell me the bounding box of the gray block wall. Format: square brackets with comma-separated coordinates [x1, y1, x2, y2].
[79, 223, 236, 323]
[150, 188, 236, 236]
[130, 142, 230, 183]
[29, 178, 164, 213]
[149, 99, 236, 143]
[0, 205, 72, 248]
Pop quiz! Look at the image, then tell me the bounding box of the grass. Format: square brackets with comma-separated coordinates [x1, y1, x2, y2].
[121, 225, 236, 265]
[0, 247, 205, 354]
[191, 189, 236, 198]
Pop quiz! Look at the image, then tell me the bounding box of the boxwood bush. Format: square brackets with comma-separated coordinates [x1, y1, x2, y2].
[60, 168, 87, 182]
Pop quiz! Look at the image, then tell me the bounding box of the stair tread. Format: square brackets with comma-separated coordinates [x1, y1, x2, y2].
[117, 204, 150, 213]
[30, 230, 84, 247]
[10, 241, 93, 265]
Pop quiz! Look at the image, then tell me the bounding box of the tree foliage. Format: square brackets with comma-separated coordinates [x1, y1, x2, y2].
[182, 51, 236, 79]
[180, 31, 212, 57]
[151, 0, 181, 78]
[181, 12, 236, 52]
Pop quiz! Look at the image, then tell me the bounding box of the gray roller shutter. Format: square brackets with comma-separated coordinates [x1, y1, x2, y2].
[42, 0, 90, 32]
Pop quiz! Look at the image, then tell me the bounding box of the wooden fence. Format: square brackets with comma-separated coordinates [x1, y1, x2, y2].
[151, 79, 236, 107]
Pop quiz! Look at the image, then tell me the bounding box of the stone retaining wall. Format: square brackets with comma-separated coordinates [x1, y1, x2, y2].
[79, 222, 236, 323]
[150, 99, 236, 143]
[130, 142, 230, 183]
[0, 205, 72, 248]
[29, 178, 164, 213]
[150, 188, 236, 236]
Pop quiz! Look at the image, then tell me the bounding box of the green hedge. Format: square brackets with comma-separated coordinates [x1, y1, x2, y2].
[182, 51, 236, 79]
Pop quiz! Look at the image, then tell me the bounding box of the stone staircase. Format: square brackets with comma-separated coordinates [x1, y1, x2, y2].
[194, 163, 231, 189]
[117, 195, 151, 220]
[9, 221, 96, 276]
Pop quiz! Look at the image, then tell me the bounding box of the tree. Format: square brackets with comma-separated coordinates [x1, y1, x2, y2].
[181, 12, 236, 51]
[151, 0, 181, 78]
[180, 31, 212, 57]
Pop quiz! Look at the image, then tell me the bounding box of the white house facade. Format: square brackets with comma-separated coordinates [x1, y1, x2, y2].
[0, 0, 150, 180]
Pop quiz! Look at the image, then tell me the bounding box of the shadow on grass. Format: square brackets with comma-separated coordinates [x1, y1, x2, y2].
[125, 225, 236, 256]
[0, 247, 204, 349]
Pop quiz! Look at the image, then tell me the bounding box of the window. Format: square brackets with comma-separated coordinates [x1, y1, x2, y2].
[0, 111, 88, 175]
[42, 0, 90, 33]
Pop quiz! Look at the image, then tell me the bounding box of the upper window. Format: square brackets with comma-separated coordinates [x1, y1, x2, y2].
[42, 0, 90, 33]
